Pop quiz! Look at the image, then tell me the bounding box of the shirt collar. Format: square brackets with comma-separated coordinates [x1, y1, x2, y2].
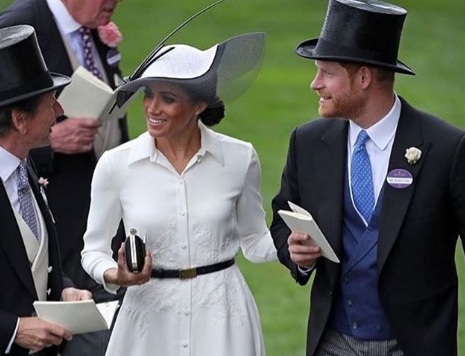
[127, 122, 225, 166]
[47, 0, 82, 35]
[0, 146, 21, 183]
[349, 94, 401, 150]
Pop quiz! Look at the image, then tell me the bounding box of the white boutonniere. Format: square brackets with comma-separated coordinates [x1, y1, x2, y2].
[38, 177, 49, 202]
[405, 147, 422, 165]
[38, 177, 49, 188]
[38, 177, 55, 222]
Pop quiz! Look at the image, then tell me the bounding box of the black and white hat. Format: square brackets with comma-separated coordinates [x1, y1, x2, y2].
[116, 32, 266, 107]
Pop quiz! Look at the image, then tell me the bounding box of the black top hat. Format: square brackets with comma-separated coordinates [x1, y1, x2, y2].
[0, 25, 71, 108]
[296, 0, 414, 75]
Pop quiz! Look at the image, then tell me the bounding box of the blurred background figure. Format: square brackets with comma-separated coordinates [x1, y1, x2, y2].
[0, 1, 128, 355]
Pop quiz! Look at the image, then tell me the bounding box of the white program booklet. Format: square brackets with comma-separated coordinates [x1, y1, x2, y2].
[33, 300, 119, 334]
[57, 66, 133, 123]
[278, 201, 340, 263]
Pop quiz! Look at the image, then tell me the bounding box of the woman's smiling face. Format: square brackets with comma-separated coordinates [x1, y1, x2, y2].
[143, 82, 206, 140]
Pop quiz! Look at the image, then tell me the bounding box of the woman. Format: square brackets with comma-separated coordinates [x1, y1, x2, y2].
[81, 32, 277, 356]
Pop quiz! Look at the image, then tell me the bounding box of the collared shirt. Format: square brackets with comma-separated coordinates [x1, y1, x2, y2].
[299, 95, 402, 273]
[0, 146, 23, 214]
[348, 95, 401, 221]
[82, 122, 276, 292]
[46, 0, 105, 74]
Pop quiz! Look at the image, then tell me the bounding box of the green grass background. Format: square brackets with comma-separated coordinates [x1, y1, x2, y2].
[2, 0, 465, 354]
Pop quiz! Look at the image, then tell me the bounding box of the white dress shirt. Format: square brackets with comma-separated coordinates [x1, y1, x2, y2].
[348, 95, 401, 223]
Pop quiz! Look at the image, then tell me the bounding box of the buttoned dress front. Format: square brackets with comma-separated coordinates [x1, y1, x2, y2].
[81, 123, 277, 356]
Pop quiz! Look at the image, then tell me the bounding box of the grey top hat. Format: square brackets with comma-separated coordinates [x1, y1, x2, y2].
[296, 0, 414, 75]
[0, 24, 71, 108]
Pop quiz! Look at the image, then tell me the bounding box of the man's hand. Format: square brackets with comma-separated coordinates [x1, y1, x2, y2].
[61, 287, 92, 302]
[50, 117, 101, 154]
[15, 317, 72, 352]
[288, 231, 322, 268]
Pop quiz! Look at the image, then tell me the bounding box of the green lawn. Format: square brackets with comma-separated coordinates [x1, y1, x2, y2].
[2, 0, 465, 354]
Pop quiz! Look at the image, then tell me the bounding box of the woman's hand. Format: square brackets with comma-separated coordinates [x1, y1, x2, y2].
[104, 243, 153, 286]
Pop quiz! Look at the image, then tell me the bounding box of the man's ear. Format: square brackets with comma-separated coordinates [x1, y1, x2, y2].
[358, 66, 373, 89]
[11, 109, 28, 134]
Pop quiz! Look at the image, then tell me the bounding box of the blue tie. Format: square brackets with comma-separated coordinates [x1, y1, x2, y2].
[351, 130, 374, 223]
[17, 160, 39, 239]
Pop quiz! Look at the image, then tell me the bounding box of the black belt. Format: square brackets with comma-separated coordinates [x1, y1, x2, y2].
[151, 258, 235, 280]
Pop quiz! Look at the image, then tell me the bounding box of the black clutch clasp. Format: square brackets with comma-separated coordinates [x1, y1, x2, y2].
[125, 228, 146, 274]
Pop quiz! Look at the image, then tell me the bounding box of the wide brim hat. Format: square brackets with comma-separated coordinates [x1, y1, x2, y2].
[0, 24, 71, 108]
[115, 32, 266, 108]
[296, 0, 415, 75]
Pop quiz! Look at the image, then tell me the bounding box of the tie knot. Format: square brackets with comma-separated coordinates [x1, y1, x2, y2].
[79, 26, 91, 35]
[355, 130, 369, 149]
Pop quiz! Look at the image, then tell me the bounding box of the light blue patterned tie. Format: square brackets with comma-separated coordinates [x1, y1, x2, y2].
[351, 130, 374, 223]
[17, 160, 38, 239]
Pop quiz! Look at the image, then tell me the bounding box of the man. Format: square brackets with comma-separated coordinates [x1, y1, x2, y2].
[0, 24, 92, 356]
[0, 1, 128, 355]
[270, 0, 465, 355]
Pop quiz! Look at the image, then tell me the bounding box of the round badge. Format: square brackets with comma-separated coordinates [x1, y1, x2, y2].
[386, 169, 413, 189]
[106, 48, 121, 67]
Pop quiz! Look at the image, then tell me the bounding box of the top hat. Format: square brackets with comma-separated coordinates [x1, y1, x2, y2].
[0, 25, 71, 108]
[296, 0, 414, 75]
[115, 32, 266, 108]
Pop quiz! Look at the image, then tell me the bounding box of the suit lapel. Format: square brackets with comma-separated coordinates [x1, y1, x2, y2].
[313, 120, 348, 286]
[377, 99, 430, 270]
[0, 182, 37, 299]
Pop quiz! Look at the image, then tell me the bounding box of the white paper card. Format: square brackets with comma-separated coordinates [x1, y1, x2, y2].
[33, 300, 119, 334]
[278, 201, 340, 263]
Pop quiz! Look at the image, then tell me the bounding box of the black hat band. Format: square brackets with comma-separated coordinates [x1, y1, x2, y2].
[314, 37, 397, 65]
[0, 71, 53, 103]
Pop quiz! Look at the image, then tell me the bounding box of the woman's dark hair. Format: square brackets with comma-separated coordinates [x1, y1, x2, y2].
[198, 96, 225, 127]
[0, 95, 43, 136]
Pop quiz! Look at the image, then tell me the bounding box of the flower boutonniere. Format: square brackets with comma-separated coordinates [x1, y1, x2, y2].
[38, 177, 49, 188]
[405, 147, 422, 165]
[97, 22, 122, 48]
[38, 177, 50, 203]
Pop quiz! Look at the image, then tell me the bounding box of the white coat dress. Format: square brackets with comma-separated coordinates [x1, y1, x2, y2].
[81, 123, 277, 356]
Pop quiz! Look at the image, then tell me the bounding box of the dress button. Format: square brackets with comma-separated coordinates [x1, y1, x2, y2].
[47, 266, 53, 273]
[181, 243, 187, 249]
[352, 322, 358, 330]
[47, 288, 51, 296]
[182, 342, 188, 348]
[344, 276, 350, 284]
[184, 311, 190, 316]
[347, 299, 352, 307]
[180, 211, 186, 216]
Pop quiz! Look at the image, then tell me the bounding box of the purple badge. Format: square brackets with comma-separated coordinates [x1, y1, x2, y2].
[386, 169, 413, 189]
